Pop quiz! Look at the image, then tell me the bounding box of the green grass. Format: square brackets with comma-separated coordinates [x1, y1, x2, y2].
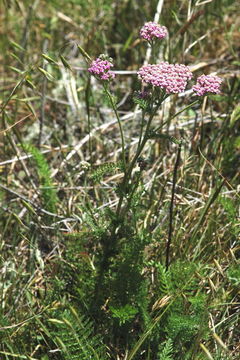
[0, 0, 239, 359]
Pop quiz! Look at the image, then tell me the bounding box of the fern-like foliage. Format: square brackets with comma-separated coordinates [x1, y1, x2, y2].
[157, 339, 174, 360]
[166, 313, 201, 346]
[106, 230, 151, 348]
[164, 262, 209, 356]
[149, 131, 182, 145]
[89, 160, 124, 183]
[219, 196, 239, 238]
[110, 304, 138, 326]
[156, 262, 170, 295]
[23, 143, 58, 213]
[132, 91, 152, 112]
[132, 96, 149, 110]
[227, 264, 240, 287]
[214, 350, 235, 360]
[50, 306, 108, 360]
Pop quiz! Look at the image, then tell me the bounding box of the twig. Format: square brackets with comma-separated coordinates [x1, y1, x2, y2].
[198, 147, 240, 198]
[54, 109, 141, 177]
[3, 112, 38, 192]
[38, 38, 48, 146]
[20, 0, 40, 54]
[0, 113, 31, 135]
[0, 182, 75, 220]
[0, 145, 70, 166]
[0, 305, 50, 331]
[177, 10, 205, 36]
[144, 0, 165, 65]
[166, 141, 182, 271]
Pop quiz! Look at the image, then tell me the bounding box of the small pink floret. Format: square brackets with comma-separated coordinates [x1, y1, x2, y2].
[100, 71, 115, 80]
[140, 22, 168, 41]
[137, 62, 193, 94]
[192, 75, 222, 96]
[88, 57, 115, 81]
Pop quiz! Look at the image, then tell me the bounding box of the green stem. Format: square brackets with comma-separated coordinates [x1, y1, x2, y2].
[85, 77, 92, 163]
[103, 84, 126, 173]
[124, 170, 142, 216]
[0, 71, 29, 115]
[115, 101, 161, 218]
[154, 99, 199, 133]
[165, 140, 182, 271]
[114, 95, 196, 220]
[136, 109, 146, 154]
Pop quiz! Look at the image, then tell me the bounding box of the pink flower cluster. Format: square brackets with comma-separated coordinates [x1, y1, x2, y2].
[88, 57, 115, 81]
[192, 75, 222, 96]
[140, 22, 168, 41]
[138, 62, 193, 94]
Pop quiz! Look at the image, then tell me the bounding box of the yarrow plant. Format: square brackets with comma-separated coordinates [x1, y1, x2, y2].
[83, 22, 223, 284]
[84, 22, 223, 224]
[192, 74, 222, 96]
[88, 55, 115, 81]
[0, 5, 234, 360]
[137, 62, 193, 94]
[140, 21, 168, 41]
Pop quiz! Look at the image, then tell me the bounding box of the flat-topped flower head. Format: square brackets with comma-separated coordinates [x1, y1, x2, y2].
[88, 55, 115, 81]
[140, 22, 168, 41]
[192, 74, 222, 96]
[138, 62, 193, 94]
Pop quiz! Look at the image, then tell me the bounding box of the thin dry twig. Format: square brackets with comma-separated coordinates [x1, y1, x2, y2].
[0, 114, 32, 135]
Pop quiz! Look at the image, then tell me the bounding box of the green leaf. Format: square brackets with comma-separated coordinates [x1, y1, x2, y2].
[42, 53, 58, 65]
[209, 94, 227, 101]
[17, 96, 40, 102]
[0, 351, 37, 359]
[230, 105, 240, 127]
[8, 66, 23, 74]
[133, 96, 148, 110]
[38, 67, 55, 81]
[60, 55, 72, 70]
[158, 339, 174, 360]
[9, 52, 24, 64]
[25, 79, 36, 89]
[123, 32, 133, 53]
[149, 132, 182, 145]
[77, 44, 92, 61]
[9, 40, 25, 52]
[21, 200, 37, 215]
[110, 304, 138, 325]
[234, 136, 240, 148]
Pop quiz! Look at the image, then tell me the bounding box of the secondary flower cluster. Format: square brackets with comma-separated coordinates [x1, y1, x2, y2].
[137, 62, 193, 94]
[87, 22, 222, 95]
[88, 57, 115, 81]
[192, 74, 222, 96]
[139, 21, 168, 41]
